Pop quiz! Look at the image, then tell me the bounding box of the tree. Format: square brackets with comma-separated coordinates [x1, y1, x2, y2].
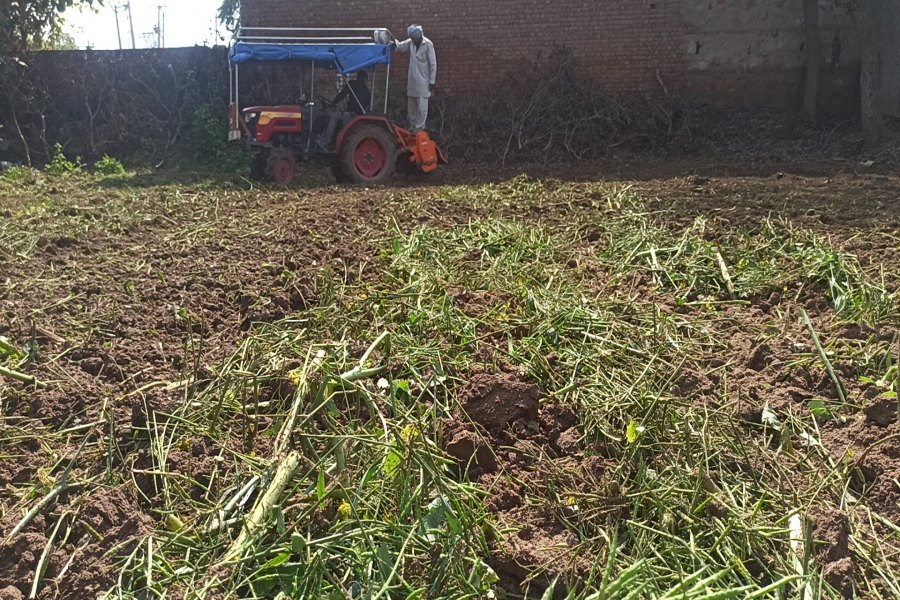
[218, 0, 240, 35]
[851, 0, 885, 146]
[42, 31, 80, 51]
[1, 1, 97, 165]
[0, 0, 98, 58]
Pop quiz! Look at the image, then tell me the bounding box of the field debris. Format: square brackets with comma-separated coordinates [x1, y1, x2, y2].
[1, 166, 899, 598]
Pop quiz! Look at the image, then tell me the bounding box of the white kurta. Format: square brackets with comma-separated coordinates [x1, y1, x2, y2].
[395, 37, 437, 98]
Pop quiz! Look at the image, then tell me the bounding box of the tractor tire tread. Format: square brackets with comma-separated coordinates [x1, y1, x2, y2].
[265, 147, 296, 186]
[340, 124, 397, 185]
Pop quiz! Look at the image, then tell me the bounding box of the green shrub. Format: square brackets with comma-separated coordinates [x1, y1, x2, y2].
[45, 143, 83, 176]
[191, 104, 227, 163]
[94, 154, 126, 176]
[191, 103, 245, 171]
[1, 165, 38, 184]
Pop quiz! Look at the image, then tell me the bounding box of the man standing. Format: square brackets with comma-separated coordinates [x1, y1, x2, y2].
[392, 25, 436, 132]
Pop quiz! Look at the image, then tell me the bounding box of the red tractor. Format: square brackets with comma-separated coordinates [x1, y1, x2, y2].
[228, 27, 447, 185]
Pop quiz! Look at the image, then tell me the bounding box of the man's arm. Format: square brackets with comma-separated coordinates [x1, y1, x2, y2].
[427, 42, 437, 91]
[332, 84, 349, 105]
[393, 38, 412, 53]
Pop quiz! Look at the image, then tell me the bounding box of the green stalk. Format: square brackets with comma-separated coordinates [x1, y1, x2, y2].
[29, 512, 68, 599]
[223, 450, 302, 563]
[802, 309, 846, 403]
[0, 364, 47, 388]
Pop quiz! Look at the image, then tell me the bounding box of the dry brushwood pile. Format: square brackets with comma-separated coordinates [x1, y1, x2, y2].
[434, 48, 681, 164]
[1, 163, 899, 599]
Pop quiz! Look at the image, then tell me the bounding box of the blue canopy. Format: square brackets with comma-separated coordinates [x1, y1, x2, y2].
[230, 43, 391, 74]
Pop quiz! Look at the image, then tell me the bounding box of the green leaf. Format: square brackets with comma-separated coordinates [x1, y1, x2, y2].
[260, 551, 291, 571]
[376, 543, 393, 579]
[359, 463, 380, 491]
[290, 532, 306, 555]
[0, 336, 23, 360]
[316, 469, 326, 502]
[540, 576, 559, 600]
[626, 420, 644, 444]
[446, 511, 462, 535]
[423, 496, 448, 532]
[382, 449, 402, 478]
[808, 399, 831, 418]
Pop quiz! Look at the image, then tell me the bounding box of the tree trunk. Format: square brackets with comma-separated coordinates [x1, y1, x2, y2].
[1, 71, 32, 167]
[803, 0, 820, 118]
[853, 0, 884, 147]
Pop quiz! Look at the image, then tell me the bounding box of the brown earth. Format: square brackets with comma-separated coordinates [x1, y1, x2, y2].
[443, 372, 595, 595]
[1, 160, 899, 597]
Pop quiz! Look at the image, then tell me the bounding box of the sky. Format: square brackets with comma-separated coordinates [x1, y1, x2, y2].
[63, 0, 226, 50]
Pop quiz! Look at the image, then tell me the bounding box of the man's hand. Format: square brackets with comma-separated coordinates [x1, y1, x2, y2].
[389, 40, 397, 50]
[429, 83, 435, 94]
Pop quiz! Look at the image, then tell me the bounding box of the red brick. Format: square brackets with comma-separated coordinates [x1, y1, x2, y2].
[241, 0, 686, 96]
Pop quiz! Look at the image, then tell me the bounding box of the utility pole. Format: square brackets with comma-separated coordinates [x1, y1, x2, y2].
[126, 1, 136, 49]
[113, 5, 123, 50]
[156, 5, 166, 49]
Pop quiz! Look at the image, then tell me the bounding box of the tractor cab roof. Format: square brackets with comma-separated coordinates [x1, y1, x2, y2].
[229, 27, 392, 75]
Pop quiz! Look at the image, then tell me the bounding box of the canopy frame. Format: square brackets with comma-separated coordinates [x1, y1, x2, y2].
[229, 26, 393, 119]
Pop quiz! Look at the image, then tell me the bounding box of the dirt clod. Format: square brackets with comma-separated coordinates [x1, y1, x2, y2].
[823, 557, 855, 599]
[864, 396, 898, 427]
[814, 509, 851, 566]
[56, 488, 155, 598]
[0, 586, 25, 600]
[556, 428, 582, 455]
[79, 356, 104, 376]
[460, 373, 541, 436]
[444, 427, 498, 473]
[445, 373, 592, 595]
[747, 344, 773, 372]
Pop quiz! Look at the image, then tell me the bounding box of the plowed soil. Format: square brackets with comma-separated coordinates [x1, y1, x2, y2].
[1, 160, 899, 598]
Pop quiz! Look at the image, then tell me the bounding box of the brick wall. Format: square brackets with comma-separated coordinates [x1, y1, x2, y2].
[241, 0, 686, 97]
[242, 0, 892, 115]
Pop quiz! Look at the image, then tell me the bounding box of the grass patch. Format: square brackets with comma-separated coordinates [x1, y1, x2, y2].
[1, 177, 898, 599]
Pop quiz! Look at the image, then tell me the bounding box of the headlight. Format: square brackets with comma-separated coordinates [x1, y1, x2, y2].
[245, 112, 258, 122]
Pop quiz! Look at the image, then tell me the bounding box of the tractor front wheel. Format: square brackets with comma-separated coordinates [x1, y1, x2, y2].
[266, 148, 296, 186]
[340, 125, 397, 185]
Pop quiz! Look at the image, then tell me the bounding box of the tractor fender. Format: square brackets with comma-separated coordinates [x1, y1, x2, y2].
[335, 116, 395, 154]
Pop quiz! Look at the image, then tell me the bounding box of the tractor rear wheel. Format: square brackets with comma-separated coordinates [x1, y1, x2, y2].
[340, 125, 397, 185]
[250, 150, 268, 181]
[266, 147, 296, 186]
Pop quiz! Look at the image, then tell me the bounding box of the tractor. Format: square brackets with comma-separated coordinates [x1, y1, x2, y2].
[227, 27, 447, 185]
